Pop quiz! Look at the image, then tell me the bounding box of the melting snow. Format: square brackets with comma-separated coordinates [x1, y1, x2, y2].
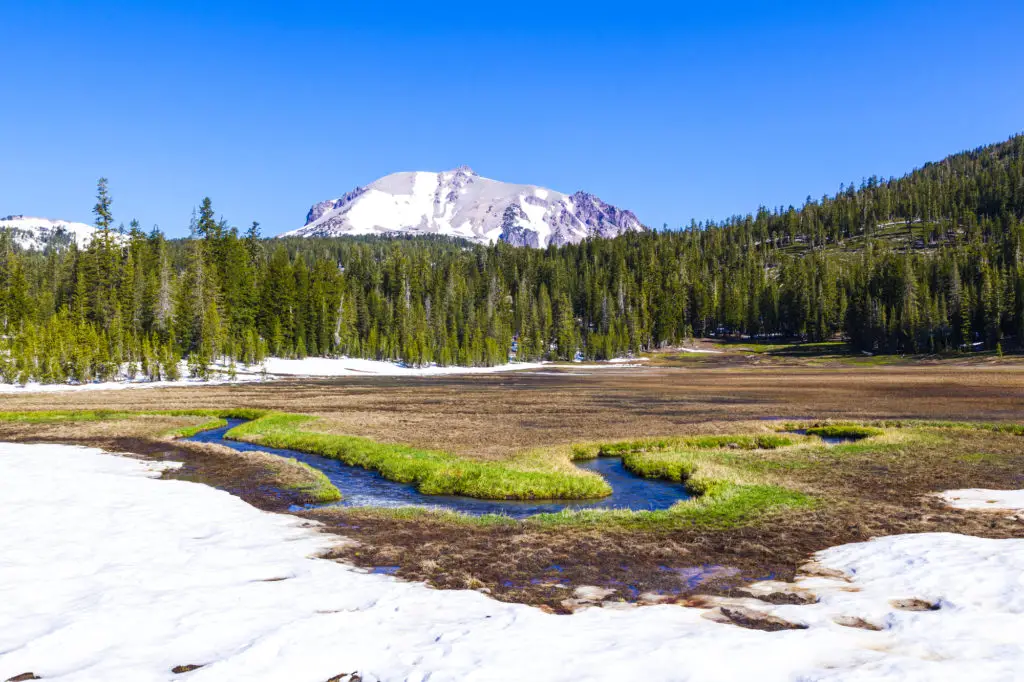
[1, 443, 1023, 681]
[0, 358, 554, 393]
[257, 357, 546, 377]
[938, 489, 1024, 512]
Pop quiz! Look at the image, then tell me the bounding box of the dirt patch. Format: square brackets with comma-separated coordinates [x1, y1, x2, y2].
[890, 598, 941, 611]
[172, 664, 205, 674]
[834, 615, 883, 631]
[704, 606, 808, 631]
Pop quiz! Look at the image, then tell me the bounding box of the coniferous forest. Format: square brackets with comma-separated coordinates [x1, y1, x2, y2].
[1, 135, 1023, 383]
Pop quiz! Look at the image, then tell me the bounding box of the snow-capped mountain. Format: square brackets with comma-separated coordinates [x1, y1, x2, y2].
[280, 167, 646, 247]
[0, 215, 112, 250]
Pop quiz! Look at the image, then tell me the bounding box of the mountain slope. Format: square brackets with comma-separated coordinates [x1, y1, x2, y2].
[0, 215, 106, 250]
[279, 167, 646, 247]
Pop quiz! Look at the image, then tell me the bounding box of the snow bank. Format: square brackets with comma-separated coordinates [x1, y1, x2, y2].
[938, 488, 1024, 512]
[258, 356, 546, 377]
[0, 361, 262, 395]
[0, 374, 260, 395]
[0, 358, 550, 393]
[3, 443, 1024, 681]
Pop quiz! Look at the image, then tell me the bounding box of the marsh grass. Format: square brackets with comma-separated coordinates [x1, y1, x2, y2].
[535, 484, 815, 530]
[316, 431, 820, 530]
[226, 413, 612, 500]
[804, 424, 884, 440]
[276, 457, 343, 503]
[8, 410, 992, 533]
[166, 417, 228, 438]
[0, 409, 140, 423]
[320, 481, 814, 531]
[576, 433, 797, 460]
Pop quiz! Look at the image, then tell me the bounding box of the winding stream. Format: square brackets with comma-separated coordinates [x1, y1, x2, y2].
[186, 419, 691, 518]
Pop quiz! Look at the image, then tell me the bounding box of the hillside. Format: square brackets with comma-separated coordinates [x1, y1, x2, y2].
[0, 215, 107, 250]
[708, 134, 1024, 255]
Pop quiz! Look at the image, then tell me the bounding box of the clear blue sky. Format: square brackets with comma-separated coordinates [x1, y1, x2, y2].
[3, 1, 1022, 237]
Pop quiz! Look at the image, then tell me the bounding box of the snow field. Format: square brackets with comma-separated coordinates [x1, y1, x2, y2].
[2, 442, 1024, 680]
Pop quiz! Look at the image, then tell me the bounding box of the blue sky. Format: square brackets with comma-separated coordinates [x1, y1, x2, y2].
[2, 1, 1022, 237]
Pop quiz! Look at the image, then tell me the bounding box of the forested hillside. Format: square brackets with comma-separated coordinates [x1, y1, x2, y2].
[1, 136, 1023, 382]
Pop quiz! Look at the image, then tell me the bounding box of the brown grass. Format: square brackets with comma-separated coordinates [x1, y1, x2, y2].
[1, 364, 1022, 460]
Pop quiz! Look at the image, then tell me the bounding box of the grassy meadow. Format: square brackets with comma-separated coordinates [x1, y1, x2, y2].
[0, 363, 1021, 608]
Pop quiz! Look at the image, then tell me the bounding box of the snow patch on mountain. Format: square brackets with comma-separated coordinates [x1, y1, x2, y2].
[280, 167, 646, 248]
[0, 215, 115, 250]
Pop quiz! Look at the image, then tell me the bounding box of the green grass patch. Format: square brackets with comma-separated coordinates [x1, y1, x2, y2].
[0, 409, 140, 423]
[529, 482, 812, 530]
[166, 417, 229, 438]
[226, 413, 611, 501]
[684, 434, 793, 450]
[283, 458, 343, 504]
[590, 433, 794, 459]
[804, 424, 884, 440]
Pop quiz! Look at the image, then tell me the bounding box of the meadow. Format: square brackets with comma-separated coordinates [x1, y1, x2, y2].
[1, 357, 1022, 609]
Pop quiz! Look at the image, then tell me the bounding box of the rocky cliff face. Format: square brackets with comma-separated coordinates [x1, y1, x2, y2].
[280, 168, 646, 247]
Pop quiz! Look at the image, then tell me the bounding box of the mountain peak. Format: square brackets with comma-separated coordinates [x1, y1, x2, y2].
[280, 170, 645, 247]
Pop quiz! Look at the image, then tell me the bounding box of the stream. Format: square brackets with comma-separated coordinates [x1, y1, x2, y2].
[185, 419, 692, 518]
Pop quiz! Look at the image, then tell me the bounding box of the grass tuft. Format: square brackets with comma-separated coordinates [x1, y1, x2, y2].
[804, 424, 884, 440]
[281, 458, 343, 504]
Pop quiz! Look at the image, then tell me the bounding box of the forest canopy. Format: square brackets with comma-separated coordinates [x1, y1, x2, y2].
[1, 135, 1023, 383]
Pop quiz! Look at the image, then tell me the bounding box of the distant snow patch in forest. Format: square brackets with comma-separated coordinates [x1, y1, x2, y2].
[256, 356, 547, 376]
[0, 356, 655, 393]
[0, 361, 261, 394]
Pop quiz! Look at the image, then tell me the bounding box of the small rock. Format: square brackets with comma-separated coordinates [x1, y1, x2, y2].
[834, 615, 883, 631]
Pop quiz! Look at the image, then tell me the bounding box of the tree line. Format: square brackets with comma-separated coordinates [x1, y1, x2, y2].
[1, 135, 1022, 383]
